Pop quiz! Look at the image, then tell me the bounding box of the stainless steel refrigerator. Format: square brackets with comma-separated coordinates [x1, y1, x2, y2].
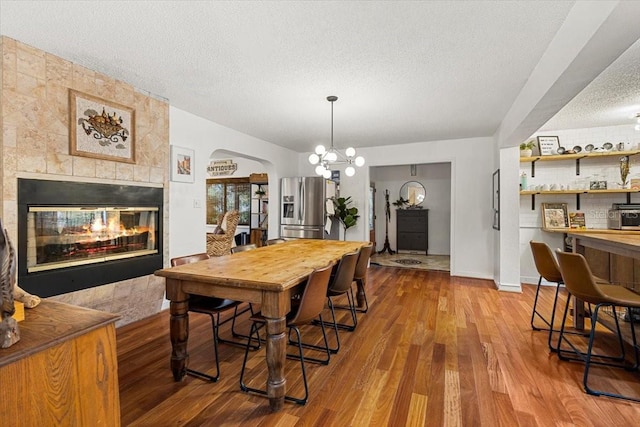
[280, 176, 339, 239]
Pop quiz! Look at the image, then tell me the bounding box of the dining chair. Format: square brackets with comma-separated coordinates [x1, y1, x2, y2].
[229, 243, 258, 338]
[266, 238, 287, 245]
[206, 210, 240, 256]
[302, 250, 360, 355]
[352, 242, 374, 313]
[231, 243, 257, 253]
[555, 249, 640, 402]
[331, 242, 374, 315]
[240, 263, 333, 405]
[170, 252, 258, 382]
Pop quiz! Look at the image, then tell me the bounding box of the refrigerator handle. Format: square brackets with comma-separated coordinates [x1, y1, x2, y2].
[299, 179, 305, 221]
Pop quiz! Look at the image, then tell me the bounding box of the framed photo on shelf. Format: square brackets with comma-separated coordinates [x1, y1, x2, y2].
[170, 145, 195, 183]
[541, 202, 568, 229]
[568, 211, 586, 229]
[537, 136, 560, 156]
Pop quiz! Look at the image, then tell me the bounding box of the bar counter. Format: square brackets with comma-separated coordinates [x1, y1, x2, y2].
[567, 231, 640, 329]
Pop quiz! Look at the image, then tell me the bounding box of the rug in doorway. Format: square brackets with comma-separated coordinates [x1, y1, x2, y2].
[393, 258, 422, 265]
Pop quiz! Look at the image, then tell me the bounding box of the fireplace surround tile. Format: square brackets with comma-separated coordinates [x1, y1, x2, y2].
[2, 37, 169, 327]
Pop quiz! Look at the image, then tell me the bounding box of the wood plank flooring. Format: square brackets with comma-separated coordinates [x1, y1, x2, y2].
[117, 266, 640, 426]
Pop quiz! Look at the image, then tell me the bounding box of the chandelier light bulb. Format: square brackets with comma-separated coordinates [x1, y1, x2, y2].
[315, 145, 326, 155]
[315, 165, 326, 175]
[345, 147, 356, 157]
[345, 166, 356, 177]
[355, 156, 365, 167]
[635, 124, 640, 131]
[308, 153, 320, 164]
[322, 169, 332, 179]
[326, 151, 338, 162]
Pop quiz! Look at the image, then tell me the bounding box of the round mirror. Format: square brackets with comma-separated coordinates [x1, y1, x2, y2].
[400, 181, 426, 207]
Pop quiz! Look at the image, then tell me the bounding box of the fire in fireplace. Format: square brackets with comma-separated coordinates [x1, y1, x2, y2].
[18, 179, 163, 297]
[28, 206, 157, 273]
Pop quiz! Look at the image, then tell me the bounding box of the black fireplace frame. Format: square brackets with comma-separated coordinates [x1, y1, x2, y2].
[18, 179, 164, 297]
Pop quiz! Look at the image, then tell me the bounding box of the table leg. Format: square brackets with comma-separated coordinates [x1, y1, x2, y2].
[169, 299, 189, 381]
[264, 316, 287, 411]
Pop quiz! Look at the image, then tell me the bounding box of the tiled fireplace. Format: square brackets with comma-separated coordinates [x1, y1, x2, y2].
[18, 179, 163, 298]
[1, 36, 170, 326]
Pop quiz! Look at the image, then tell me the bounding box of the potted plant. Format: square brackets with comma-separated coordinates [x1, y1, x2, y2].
[254, 186, 266, 197]
[392, 197, 409, 209]
[520, 140, 535, 157]
[332, 196, 359, 240]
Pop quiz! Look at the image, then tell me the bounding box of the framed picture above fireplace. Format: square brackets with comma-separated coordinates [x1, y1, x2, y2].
[69, 90, 136, 163]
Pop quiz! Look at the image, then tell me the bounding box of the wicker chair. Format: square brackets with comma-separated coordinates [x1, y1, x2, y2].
[207, 210, 240, 257]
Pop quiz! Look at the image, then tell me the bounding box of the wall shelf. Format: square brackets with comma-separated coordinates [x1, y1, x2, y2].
[520, 188, 640, 210]
[520, 150, 640, 177]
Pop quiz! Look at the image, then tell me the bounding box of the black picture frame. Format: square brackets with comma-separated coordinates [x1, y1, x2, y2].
[492, 169, 500, 230]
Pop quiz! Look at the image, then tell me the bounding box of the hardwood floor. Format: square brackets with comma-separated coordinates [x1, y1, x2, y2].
[117, 266, 640, 426]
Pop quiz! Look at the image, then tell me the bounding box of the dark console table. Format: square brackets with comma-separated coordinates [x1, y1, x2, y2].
[396, 209, 429, 255]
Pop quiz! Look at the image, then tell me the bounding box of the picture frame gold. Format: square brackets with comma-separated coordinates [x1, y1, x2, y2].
[69, 90, 135, 163]
[541, 202, 568, 229]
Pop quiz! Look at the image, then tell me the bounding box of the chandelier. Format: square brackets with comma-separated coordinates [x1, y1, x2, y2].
[308, 96, 365, 178]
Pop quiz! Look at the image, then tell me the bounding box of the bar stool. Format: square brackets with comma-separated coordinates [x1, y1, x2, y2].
[555, 249, 640, 402]
[529, 241, 569, 351]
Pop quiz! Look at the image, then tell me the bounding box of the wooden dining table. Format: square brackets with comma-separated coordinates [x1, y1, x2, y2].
[154, 238, 367, 411]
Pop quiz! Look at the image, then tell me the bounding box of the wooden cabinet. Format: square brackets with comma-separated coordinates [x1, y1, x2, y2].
[0, 301, 120, 426]
[396, 209, 428, 255]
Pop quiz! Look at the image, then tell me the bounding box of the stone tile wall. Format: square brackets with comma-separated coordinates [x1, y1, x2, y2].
[1, 36, 170, 327]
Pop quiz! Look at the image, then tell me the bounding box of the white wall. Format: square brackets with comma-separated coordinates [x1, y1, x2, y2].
[169, 106, 300, 260]
[370, 163, 451, 255]
[299, 137, 495, 280]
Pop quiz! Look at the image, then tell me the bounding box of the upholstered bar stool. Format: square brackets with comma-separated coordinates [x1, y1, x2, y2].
[529, 241, 583, 351]
[555, 249, 640, 402]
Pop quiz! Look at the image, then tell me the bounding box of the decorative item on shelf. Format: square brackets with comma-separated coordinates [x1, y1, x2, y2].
[541, 203, 568, 229]
[519, 140, 535, 157]
[254, 185, 266, 197]
[331, 196, 359, 240]
[536, 136, 559, 156]
[392, 197, 409, 209]
[620, 156, 630, 189]
[308, 96, 365, 178]
[568, 212, 586, 229]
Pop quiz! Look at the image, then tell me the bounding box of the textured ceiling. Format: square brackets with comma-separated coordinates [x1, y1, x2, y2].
[2, 1, 633, 153]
